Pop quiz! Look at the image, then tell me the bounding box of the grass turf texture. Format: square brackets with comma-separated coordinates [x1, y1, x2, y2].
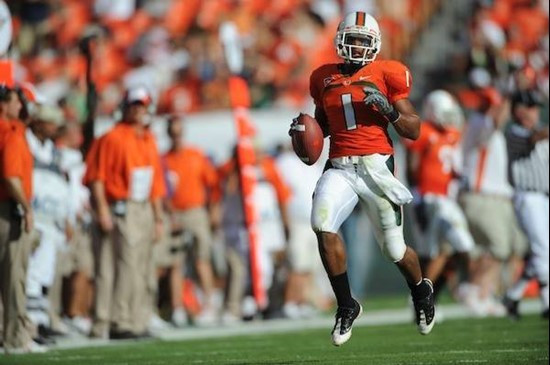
[2, 315, 547, 365]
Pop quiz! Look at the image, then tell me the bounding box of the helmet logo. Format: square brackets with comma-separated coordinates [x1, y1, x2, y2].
[335, 12, 381, 66]
[356, 12, 366, 26]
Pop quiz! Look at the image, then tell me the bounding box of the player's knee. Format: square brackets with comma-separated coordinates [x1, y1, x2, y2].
[382, 237, 407, 262]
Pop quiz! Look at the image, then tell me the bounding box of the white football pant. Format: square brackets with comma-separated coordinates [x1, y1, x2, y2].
[311, 155, 408, 262]
[422, 194, 475, 257]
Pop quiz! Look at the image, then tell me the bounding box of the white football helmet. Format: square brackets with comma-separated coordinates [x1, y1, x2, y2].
[423, 90, 464, 129]
[335, 12, 382, 65]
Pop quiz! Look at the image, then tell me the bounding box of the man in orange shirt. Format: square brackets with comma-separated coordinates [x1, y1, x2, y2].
[164, 117, 221, 325]
[0, 85, 45, 354]
[84, 87, 165, 339]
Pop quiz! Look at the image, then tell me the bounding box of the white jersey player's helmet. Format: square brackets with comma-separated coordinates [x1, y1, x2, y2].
[335, 12, 381, 65]
[423, 90, 464, 129]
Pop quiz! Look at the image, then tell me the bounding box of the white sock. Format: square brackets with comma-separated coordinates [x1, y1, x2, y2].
[506, 278, 530, 301]
[540, 283, 549, 309]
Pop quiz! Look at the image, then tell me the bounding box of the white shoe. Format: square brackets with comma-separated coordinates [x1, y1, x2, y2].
[69, 316, 92, 335]
[241, 296, 258, 319]
[148, 313, 172, 332]
[484, 298, 507, 317]
[52, 319, 71, 336]
[283, 302, 301, 319]
[171, 307, 188, 327]
[195, 307, 218, 326]
[5, 340, 48, 354]
[221, 311, 241, 326]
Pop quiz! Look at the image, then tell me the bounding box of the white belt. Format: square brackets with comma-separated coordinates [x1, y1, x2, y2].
[330, 156, 363, 165]
[331, 154, 414, 205]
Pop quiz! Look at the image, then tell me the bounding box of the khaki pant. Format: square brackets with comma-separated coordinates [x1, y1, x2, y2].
[66, 222, 94, 279]
[224, 246, 246, 316]
[0, 201, 33, 350]
[90, 222, 114, 338]
[110, 201, 154, 334]
[173, 208, 212, 261]
[48, 248, 72, 332]
[460, 193, 527, 260]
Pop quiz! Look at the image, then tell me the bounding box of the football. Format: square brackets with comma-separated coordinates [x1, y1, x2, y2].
[290, 113, 324, 165]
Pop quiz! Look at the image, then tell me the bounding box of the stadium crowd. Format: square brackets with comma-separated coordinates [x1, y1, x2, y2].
[0, 0, 548, 355]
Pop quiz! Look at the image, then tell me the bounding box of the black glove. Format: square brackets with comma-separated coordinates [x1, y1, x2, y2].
[363, 86, 400, 123]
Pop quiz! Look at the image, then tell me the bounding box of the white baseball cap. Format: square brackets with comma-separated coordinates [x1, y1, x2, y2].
[124, 86, 152, 107]
[35, 104, 64, 126]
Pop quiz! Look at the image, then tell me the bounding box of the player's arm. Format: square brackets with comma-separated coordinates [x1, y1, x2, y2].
[90, 180, 113, 232]
[3, 177, 33, 232]
[363, 87, 420, 140]
[392, 99, 421, 140]
[364, 61, 420, 140]
[314, 107, 330, 137]
[2, 136, 33, 232]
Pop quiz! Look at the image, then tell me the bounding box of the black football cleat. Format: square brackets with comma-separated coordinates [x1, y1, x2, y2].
[331, 299, 363, 346]
[412, 279, 435, 335]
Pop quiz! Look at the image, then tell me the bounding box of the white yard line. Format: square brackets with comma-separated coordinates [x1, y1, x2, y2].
[49, 300, 542, 351]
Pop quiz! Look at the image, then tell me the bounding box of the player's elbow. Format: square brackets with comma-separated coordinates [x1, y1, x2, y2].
[408, 128, 420, 141]
[403, 115, 420, 140]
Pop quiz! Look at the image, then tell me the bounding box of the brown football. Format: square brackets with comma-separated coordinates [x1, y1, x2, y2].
[290, 113, 324, 166]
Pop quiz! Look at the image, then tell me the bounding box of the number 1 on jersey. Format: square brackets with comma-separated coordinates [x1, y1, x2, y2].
[341, 93, 357, 130]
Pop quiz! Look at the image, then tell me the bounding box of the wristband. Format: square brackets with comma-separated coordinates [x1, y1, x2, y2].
[386, 109, 401, 124]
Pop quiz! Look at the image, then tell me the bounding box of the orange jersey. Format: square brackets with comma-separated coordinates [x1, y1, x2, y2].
[83, 123, 165, 203]
[0, 120, 33, 201]
[310, 60, 412, 158]
[406, 122, 461, 196]
[164, 146, 221, 211]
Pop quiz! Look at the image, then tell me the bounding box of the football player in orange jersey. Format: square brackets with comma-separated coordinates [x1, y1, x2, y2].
[406, 90, 475, 302]
[289, 12, 434, 346]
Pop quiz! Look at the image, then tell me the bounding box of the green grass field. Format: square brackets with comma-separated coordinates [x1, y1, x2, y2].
[2, 314, 547, 365]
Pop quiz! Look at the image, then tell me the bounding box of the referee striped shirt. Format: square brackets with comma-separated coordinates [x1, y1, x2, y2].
[505, 124, 549, 194]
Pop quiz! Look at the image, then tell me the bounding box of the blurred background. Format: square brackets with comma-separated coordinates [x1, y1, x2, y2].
[0, 0, 548, 349]
[4, 0, 548, 152]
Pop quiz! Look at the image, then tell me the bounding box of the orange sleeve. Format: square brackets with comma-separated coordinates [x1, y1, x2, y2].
[150, 139, 166, 200]
[262, 158, 291, 205]
[383, 60, 412, 104]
